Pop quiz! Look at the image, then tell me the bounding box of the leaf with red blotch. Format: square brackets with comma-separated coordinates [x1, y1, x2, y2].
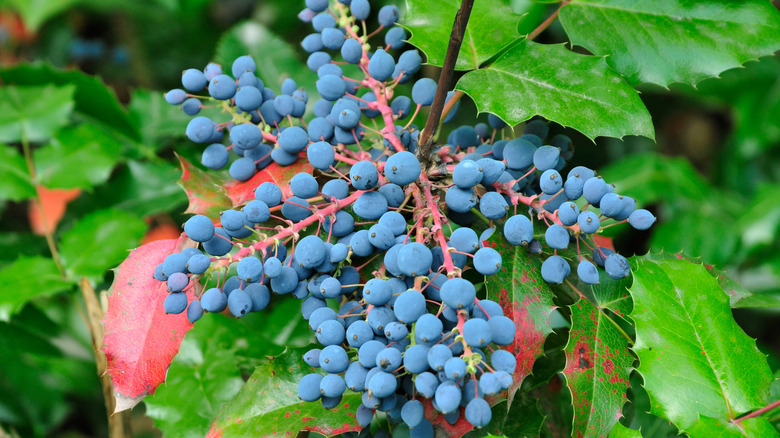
[205, 347, 362, 438]
[101, 236, 198, 412]
[484, 232, 555, 397]
[223, 159, 313, 207]
[562, 297, 633, 438]
[177, 154, 233, 217]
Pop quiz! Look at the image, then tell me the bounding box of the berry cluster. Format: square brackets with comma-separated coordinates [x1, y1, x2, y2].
[157, 0, 655, 433]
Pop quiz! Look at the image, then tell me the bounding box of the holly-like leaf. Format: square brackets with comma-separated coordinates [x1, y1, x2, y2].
[0, 144, 35, 202]
[128, 88, 193, 146]
[215, 22, 319, 101]
[206, 348, 362, 438]
[456, 40, 654, 140]
[144, 316, 246, 438]
[82, 160, 187, 217]
[686, 415, 777, 438]
[402, 0, 523, 70]
[33, 123, 121, 189]
[559, 0, 780, 86]
[177, 155, 233, 217]
[0, 84, 74, 143]
[485, 231, 555, 393]
[563, 297, 633, 438]
[608, 423, 641, 438]
[0, 63, 140, 141]
[629, 253, 773, 431]
[59, 209, 148, 278]
[224, 159, 314, 207]
[0, 256, 73, 322]
[101, 237, 197, 412]
[738, 183, 780, 254]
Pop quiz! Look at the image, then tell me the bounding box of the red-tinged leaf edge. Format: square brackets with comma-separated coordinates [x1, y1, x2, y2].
[484, 233, 556, 397]
[223, 159, 314, 207]
[177, 154, 233, 217]
[424, 398, 477, 436]
[101, 236, 198, 412]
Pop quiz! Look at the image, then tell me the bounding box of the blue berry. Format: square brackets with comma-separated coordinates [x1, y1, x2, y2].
[384, 151, 421, 186]
[578, 211, 600, 234]
[577, 260, 599, 284]
[504, 214, 533, 246]
[201, 288, 227, 312]
[629, 209, 656, 230]
[368, 49, 395, 81]
[545, 224, 569, 249]
[541, 255, 569, 284]
[350, 161, 379, 190]
[164, 292, 188, 314]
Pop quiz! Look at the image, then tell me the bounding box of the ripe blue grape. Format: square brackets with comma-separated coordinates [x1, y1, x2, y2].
[164, 292, 188, 314]
[384, 151, 421, 186]
[541, 255, 569, 284]
[540, 169, 563, 194]
[201, 288, 227, 312]
[577, 260, 599, 285]
[578, 211, 601, 234]
[393, 289, 426, 324]
[462, 318, 492, 347]
[184, 215, 215, 242]
[186, 116, 215, 143]
[473, 247, 502, 275]
[629, 209, 656, 230]
[299, 374, 323, 401]
[341, 38, 363, 64]
[545, 224, 569, 249]
[317, 74, 347, 101]
[243, 200, 270, 223]
[435, 383, 461, 414]
[558, 201, 579, 226]
[440, 278, 476, 310]
[353, 191, 388, 220]
[583, 177, 609, 205]
[504, 214, 533, 246]
[465, 397, 491, 428]
[165, 88, 187, 105]
[227, 288, 252, 317]
[319, 345, 349, 373]
[445, 186, 477, 213]
[350, 160, 379, 190]
[605, 253, 630, 279]
[412, 78, 437, 105]
[278, 126, 309, 153]
[255, 182, 282, 207]
[453, 160, 483, 189]
[368, 49, 395, 81]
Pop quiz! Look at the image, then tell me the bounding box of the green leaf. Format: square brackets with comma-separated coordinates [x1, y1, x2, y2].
[686, 416, 777, 438]
[559, 0, 780, 86]
[79, 160, 187, 217]
[563, 297, 633, 438]
[0, 257, 72, 321]
[0, 144, 35, 201]
[215, 22, 319, 100]
[402, 0, 523, 70]
[485, 230, 555, 393]
[144, 316, 246, 438]
[58, 209, 148, 277]
[128, 88, 223, 147]
[609, 423, 642, 438]
[630, 253, 773, 431]
[695, 56, 780, 157]
[0, 0, 79, 31]
[0, 232, 49, 262]
[209, 348, 362, 437]
[0, 85, 75, 143]
[33, 123, 122, 190]
[738, 184, 780, 254]
[456, 40, 654, 140]
[0, 63, 140, 141]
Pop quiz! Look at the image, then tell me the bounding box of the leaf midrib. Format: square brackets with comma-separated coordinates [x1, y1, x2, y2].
[564, 2, 776, 27]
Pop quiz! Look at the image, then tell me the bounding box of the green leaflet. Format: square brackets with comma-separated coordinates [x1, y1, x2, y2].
[559, 0, 780, 86]
[629, 253, 773, 431]
[457, 40, 654, 140]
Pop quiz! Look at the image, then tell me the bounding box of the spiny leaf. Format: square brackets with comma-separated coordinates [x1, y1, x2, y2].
[0, 144, 35, 202]
[629, 253, 773, 431]
[101, 237, 198, 412]
[206, 348, 362, 438]
[0, 256, 73, 322]
[402, 0, 523, 70]
[456, 40, 654, 140]
[177, 154, 233, 217]
[0, 84, 74, 143]
[563, 297, 633, 438]
[686, 415, 777, 438]
[559, 0, 780, 86]
[58, 209, 148, 277]
[485, 231, 555, 394]
[33, 123, 122, 190]
[0, 63, 140, 141]
[608, 423, 641, 438]
[223, 159, 314, 207]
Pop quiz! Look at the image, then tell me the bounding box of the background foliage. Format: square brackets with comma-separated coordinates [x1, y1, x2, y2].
[0, 0, 779, 436]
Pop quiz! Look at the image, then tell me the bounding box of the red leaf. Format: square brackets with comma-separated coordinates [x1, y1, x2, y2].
[485, 233, 555, 395]
[424, 399, 477, 436]
[224, 160, 314, 206]
[177, 154, 233, 216]
[101, 237, 197, 412]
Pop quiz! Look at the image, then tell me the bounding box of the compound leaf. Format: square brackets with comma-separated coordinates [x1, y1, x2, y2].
[457, 40, 653, 140]
[629, 253, 773, 431]
[206, 348, 362, 438]
[403, 0, 523, 70]
[559, 0, 780, 86]
[563, 297, 633, 438]
[102, 237, 198, 412]
[0, 84, 74, 143]
[0, 144, 35, 202]
[0, 256, 73, 322]
[485, 230, 555, 394]
[59, 209, 148, 278]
